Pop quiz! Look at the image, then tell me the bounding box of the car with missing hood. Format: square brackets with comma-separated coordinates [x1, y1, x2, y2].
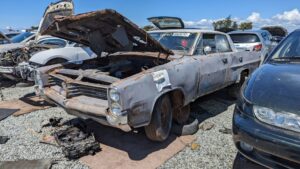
[0, 0, 75, 81]
[261, 26, 288, 43]
[35, 10, 260, 141]
[233, 29, 300, 168]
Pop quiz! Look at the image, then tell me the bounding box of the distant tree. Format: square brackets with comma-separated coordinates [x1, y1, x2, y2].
[213, 16, 238, 33]
[239, 22, 253, 30]
[30, 26, 39, 30]
[142, 25, 155, 31]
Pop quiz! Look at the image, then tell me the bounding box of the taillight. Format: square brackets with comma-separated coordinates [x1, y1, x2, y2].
[253, 44, 262, 51]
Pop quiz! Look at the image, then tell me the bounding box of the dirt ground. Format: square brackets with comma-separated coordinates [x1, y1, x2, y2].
[0, 78, 241, 169]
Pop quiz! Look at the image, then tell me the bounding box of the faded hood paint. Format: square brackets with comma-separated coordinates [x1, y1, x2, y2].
[0, 33, 11, 44]
[243, 63, 300, 114]
[36, 0, 74, 40]
[41, 9, 173, 55]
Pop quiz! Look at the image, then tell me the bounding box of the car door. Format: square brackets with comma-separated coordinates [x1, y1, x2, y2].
[195, 33, 231, 96]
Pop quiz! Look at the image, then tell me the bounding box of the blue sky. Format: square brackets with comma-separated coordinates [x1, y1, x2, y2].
[1, 0, 300, 31]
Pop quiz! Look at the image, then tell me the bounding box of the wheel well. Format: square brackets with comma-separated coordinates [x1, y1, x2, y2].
[151, 89, 186, 117]
[168, 90, 185, 110]
[238, 69, 249, 83]
[241, 69, 249, 78]
[46, 58, 68, 65]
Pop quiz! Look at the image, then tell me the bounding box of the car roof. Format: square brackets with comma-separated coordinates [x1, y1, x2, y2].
[148, 29, 227, 35]
[228, 30, 268, 35]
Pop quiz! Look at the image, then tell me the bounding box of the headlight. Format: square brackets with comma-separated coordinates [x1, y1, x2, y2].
[109, 88, 120, 102]
[110, 103, 122, 116]
[254, 105, 300, 132]
[106, 103, 127, 125]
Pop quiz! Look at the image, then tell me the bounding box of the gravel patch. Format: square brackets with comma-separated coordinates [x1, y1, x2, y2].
[0, 86, 90, 169]
[0, 84, 238, 169]
[160, 96, 238, 169]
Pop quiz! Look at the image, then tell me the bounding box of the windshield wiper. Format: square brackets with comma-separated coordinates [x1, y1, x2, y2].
[271, 57, 300, 62]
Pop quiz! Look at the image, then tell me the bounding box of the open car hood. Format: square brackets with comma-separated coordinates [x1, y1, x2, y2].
[41, 9, 173, 55]
[0, 33, 11, 45]
[261, 26, 288, 37]
[36, 0, 74, 40]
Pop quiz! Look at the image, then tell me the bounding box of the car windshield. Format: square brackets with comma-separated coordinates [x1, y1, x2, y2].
[149, 32, 198, 54]
[230, 34, 260, 43]
[11, 32, 34, 43]
[270, 31, 300, 60]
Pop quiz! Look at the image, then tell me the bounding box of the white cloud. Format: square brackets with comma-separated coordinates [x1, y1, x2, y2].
[274, 9, 300, 23]
[247, 12, 262, 22]
[184, 9, 300, 32]
[184, 19, 214, 29]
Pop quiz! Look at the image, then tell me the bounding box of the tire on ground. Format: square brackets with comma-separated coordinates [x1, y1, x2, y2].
[145, 95, 173, 142]
[171, 115, 199, 136]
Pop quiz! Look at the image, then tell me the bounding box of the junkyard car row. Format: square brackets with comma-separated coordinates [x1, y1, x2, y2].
[0, 0, 299, 168]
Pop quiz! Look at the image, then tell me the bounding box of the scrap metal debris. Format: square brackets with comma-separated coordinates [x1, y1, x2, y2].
[54, 122, 101, 159]
[199, 122, 215, 131]
[0, 108, 19, 121]
[219, 127, 232, 134]
[0, 159, 54, 169]
[0, 136, 9, 144]
[42, 117, 63, 127]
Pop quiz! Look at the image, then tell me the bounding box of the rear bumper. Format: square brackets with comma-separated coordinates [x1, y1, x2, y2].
[43, 87, 130, 132]
[233, 106, 300, 168]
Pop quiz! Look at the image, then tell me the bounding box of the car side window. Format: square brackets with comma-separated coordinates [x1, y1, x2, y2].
[202, 34, 217, 54]
[37, 39, 67, 48]
[261, 32, 270, 41]
[215, 34, 232, 53]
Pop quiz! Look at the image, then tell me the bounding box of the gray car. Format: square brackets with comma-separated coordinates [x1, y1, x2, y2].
[35, 11, 260, 142]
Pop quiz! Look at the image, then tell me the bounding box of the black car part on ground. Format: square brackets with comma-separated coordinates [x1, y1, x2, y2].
[0, 108, 19, 121]
[0, 159, 54, 169]
[0, 136, 10, 144]
[42, 117, 63, 127]
[54, 120, 101, 159]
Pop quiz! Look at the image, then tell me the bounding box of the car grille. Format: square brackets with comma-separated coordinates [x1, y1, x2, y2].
[48, 76, 108, 100]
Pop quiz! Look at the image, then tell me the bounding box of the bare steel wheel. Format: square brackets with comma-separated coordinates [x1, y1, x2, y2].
[145, 95, 173, 142]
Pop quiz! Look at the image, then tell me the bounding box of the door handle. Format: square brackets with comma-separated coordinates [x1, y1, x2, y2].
[239, 57, 243, 62]
[222, 58, 228, 64]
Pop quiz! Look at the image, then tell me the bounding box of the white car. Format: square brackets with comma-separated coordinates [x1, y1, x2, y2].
[228, 30, 276, 63]
[17, 43, 96, 81]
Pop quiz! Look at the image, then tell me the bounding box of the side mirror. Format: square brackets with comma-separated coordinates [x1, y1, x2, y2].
[203, 46, 212, 54]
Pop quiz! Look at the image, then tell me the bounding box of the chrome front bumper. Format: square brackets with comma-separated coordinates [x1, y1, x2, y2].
[43, 86, 130, 132]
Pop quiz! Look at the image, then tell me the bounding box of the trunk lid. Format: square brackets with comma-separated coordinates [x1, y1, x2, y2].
[36, 0, 74, 40]
[0, 32, 11, 45]
[233, 42, 260, 51]
[41, 9, 173, 56]
[147, 16, 185, 30]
